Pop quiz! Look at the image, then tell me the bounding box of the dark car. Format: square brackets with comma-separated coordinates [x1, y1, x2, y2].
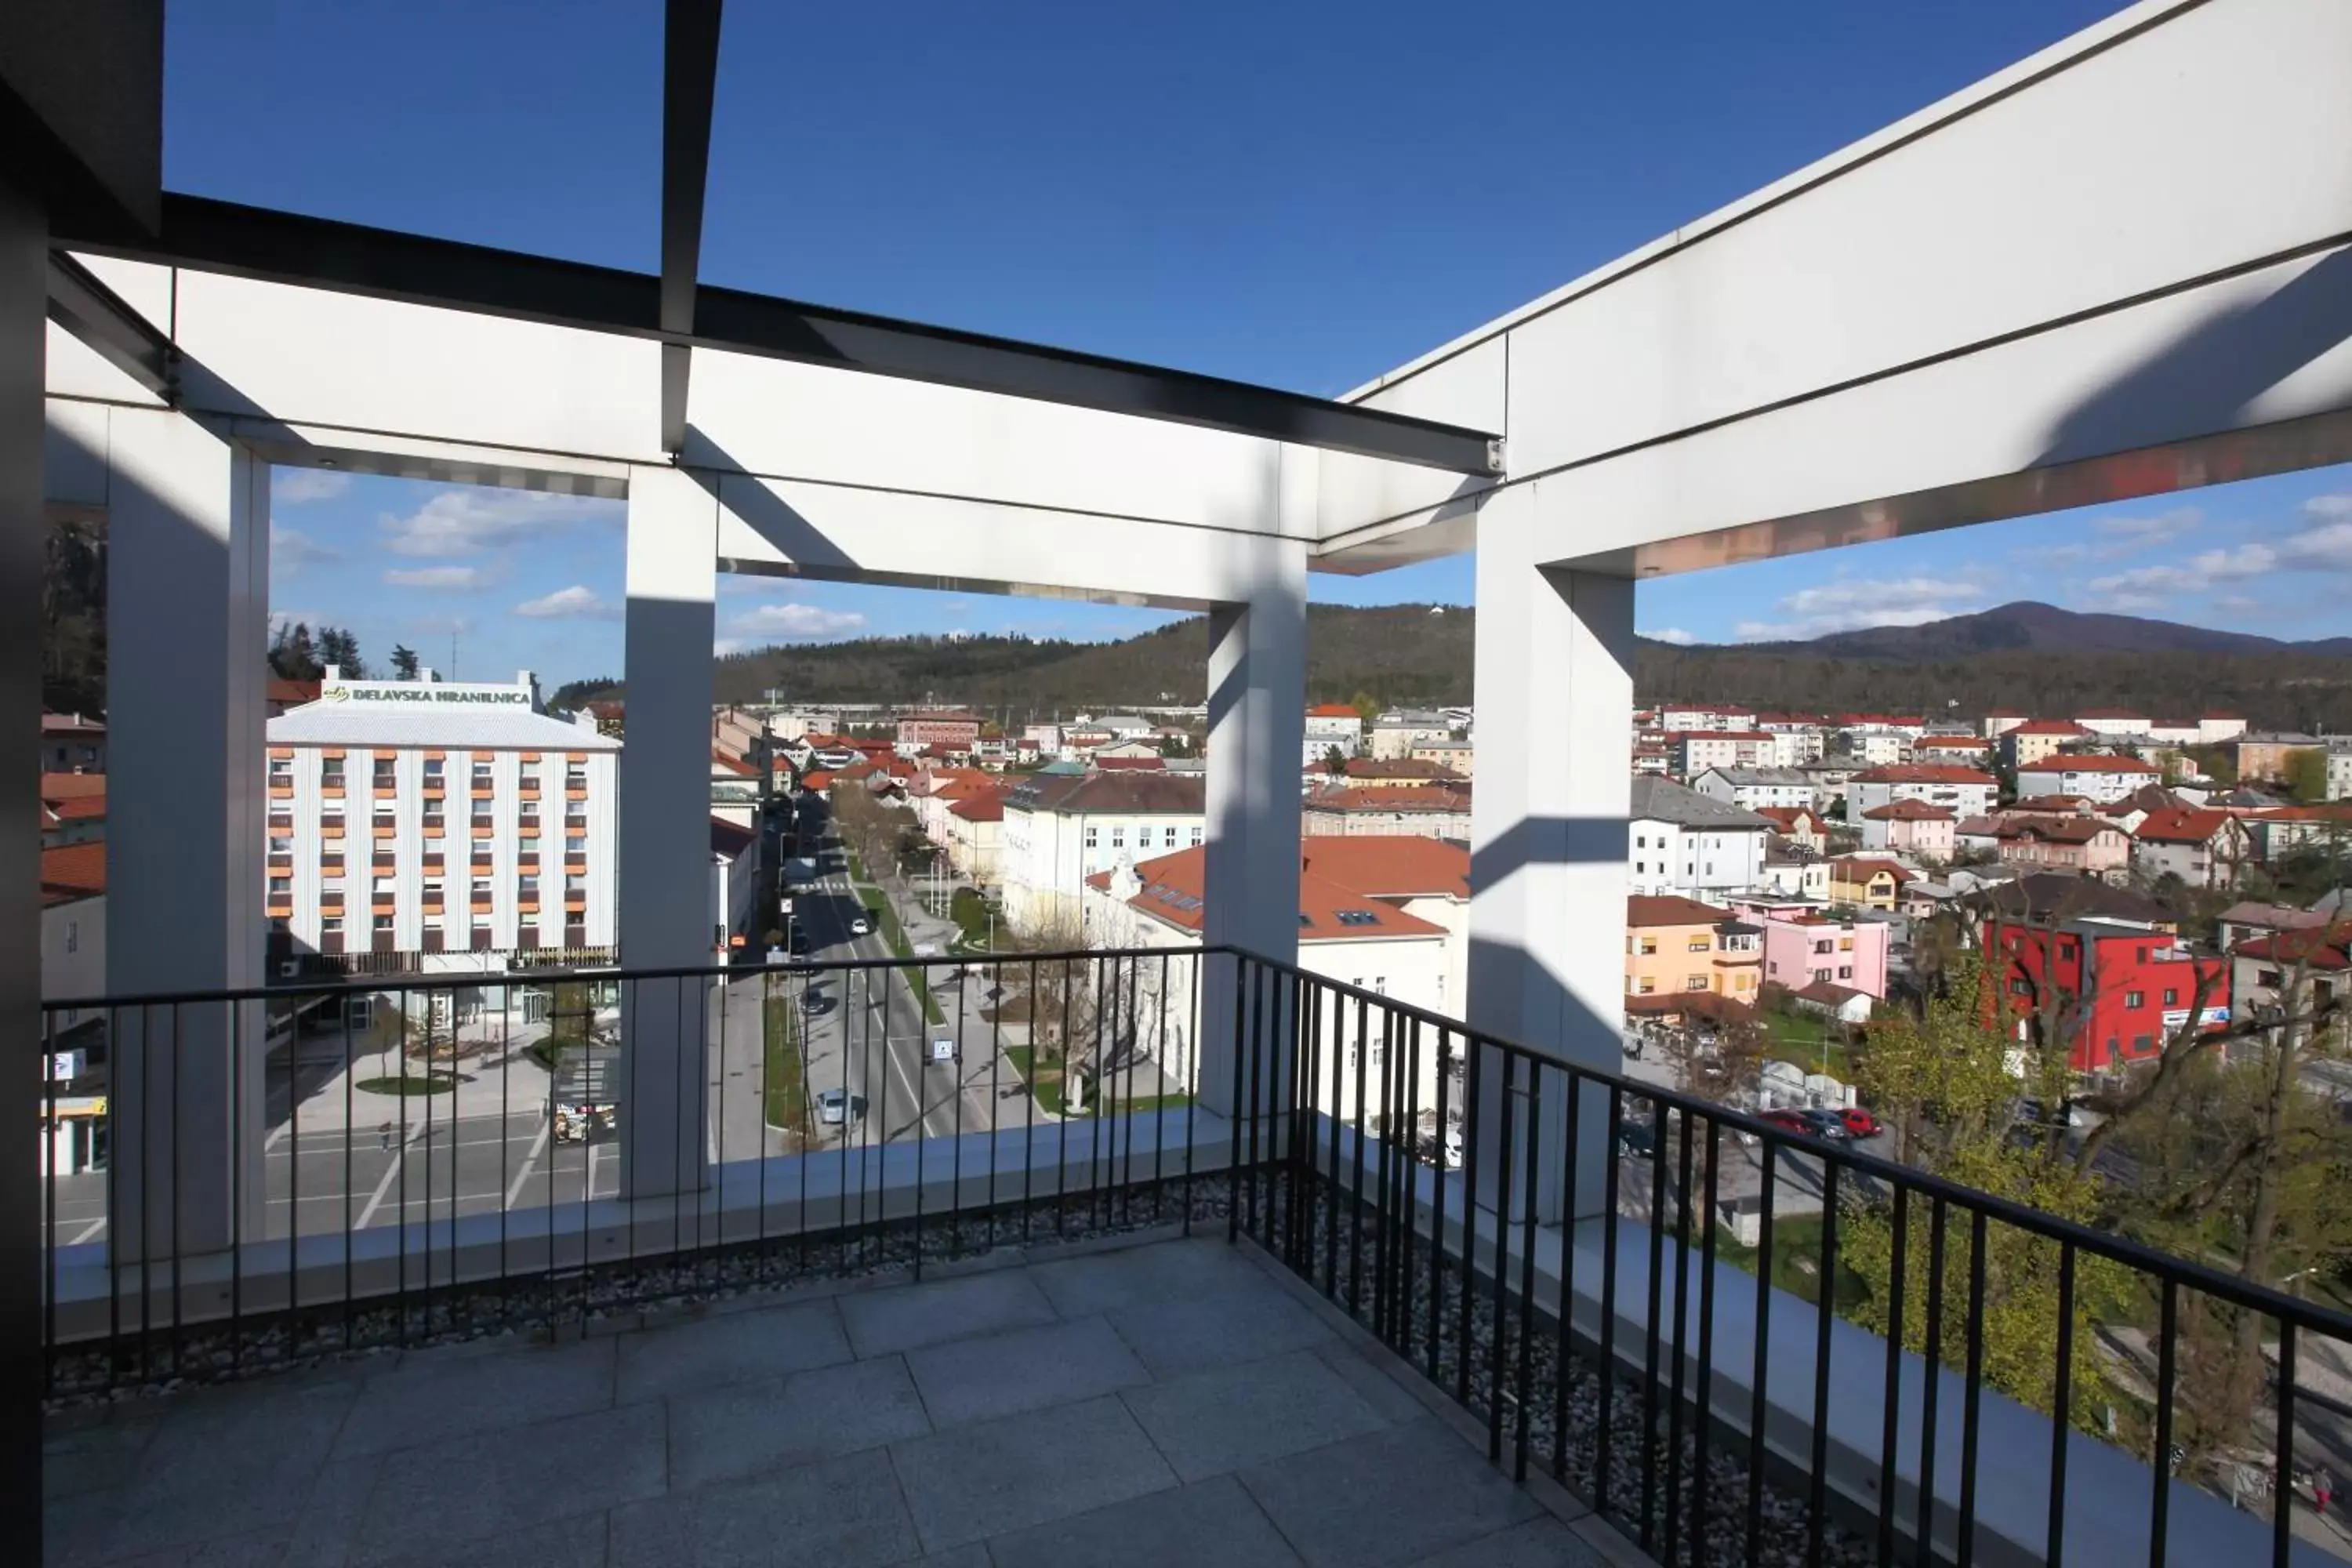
[1614, 1116, 1657, 1158]
[1799, 1108, 1856, 1142]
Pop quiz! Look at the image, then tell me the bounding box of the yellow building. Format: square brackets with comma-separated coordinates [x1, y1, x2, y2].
[1828, 855, 1914, 911]
[1624, 895, 1762, 1000]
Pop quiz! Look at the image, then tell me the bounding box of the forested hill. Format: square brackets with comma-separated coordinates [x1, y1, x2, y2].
[549, 601, 2352, 731]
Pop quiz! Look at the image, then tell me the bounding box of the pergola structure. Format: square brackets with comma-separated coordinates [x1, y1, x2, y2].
[6, 0, 2352, 1524]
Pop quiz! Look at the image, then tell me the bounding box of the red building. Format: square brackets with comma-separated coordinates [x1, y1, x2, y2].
[895, 711, 983, 750]
[1983, 916, 2230, 1072]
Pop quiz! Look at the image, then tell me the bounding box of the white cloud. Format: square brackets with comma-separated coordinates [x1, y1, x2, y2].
[270, 524, 340, 572]
[272, 469, 350, 505]
[2301, 494, 2352, 521]
[2087, 543, 2278, 599]
[377, 487, 618, 557]
[1642, 626, 1698, 645]
[1732, 575, 1985, 641]
[384, 563, 503, 590]
[2092, 507, 2200, 546]
[713, 637, 750, 657]
[2278, 521, 2352, 571]
[726, 603, 867, 640]
[514, 585, 621, 621]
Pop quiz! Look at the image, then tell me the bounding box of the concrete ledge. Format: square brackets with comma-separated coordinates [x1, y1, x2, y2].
[46, 1107, 1241, 1345]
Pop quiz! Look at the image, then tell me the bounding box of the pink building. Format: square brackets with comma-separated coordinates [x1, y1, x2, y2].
[1859, 798, 1956, 857]
[1993, 817, 2131, 879]
[1732, 898, 1893, 1000]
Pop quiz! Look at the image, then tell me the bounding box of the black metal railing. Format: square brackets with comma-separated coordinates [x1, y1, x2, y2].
[41, 943, 2352, 1565]
[38, 946, 1210, 1398]
[1222, 949, 2352, 1568]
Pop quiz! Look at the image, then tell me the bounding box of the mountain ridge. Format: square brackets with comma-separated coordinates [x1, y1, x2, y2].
[550, 600, 2352, 732]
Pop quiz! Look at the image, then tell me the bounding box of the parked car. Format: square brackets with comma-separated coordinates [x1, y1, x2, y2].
[1835, 1105, 1882, 1138]
[1757, 1108, 1813, 1137]
[1799, 1107, 1856, 1142]
[1614, 1115, 1657, 1158]
[815, 1088, 867, 1127]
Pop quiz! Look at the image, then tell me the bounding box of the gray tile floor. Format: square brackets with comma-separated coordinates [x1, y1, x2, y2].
[43, 1232, 1635, 1568]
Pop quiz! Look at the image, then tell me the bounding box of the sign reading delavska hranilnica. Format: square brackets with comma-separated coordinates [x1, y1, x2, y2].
[321, 680, 534, 708]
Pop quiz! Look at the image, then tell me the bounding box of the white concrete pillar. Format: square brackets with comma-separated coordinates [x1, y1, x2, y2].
[103, 405, 271, 1256]
[1200, 538, 1307, 1121]
[1467, 483, 1633, 1221]
[617, 464, 717, 1199]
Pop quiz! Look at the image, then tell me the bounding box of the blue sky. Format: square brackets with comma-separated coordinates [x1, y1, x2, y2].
[170, 0, 2352, 681]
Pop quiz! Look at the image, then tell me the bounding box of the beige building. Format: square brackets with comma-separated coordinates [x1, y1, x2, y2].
[1624, 895, 1762, 1001]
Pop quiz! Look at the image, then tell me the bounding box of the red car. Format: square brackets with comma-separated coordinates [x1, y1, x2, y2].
[1757, 1109, 1811, 1135]
[1837, 1106, 1883, 1138]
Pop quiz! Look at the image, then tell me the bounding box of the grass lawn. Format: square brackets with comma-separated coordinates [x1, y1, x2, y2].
[851, 884, 947, 1026]
[1001, 1044, 1189, 1118]
[356, 1073, 456, 1096]
[1763, 1011, 1858, 1083]
[761, 993, 809, 1135]
[948, 886, 996, 951]
[1711, 1214, 1872, 1313]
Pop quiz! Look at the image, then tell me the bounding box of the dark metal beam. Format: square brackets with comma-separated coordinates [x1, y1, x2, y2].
[659, 0, 724, 454]
[64, 194, 1502, 475]
[45, 249, 172, 398]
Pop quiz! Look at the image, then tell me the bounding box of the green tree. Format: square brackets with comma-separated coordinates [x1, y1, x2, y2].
[1842, 952, 2125, 1425]
[2285, 747, 2330, 803]
[390, 644, 420, 681]
[1349, 689, 1382, 726]
[269, 620, 321, 681]
[1322, 745, 1348, 776]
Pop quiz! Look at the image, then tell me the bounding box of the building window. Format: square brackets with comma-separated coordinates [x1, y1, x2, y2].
[1638, 978, 1656, 994]
[269, 836, 293, 855]
[1189, 828, 1203, 846]
[1838, 965, 1852, 980]
[423, 757, 445, 779]
[471, 759, 493, 785]
[565, 874, 586, 893]
[520, 797, 539, 820]
[321, 916, 343, 934]
[1686, 975, 1708, 991]
[565, 765, 586, 789]
[65, 920, 78, 953]
[2009, 978, 2029, 996]
[2163, 987, 2179, 1007]
[2132, 1033, 2154, 1053]
[1638, 936, 1657, 956]
[372, 914, 394, 934]
[566, 836, 587, 855]
[372, 758, 395, 783]
[1084, 827, 1099, 848]
[2126, 990, 2145, 1009]
[321, 757, 344, 783]
[470, 878, 492, 898]
[518, 876, 539, 897]
[1687, 938, 1709, 953]
[1163, 826, 1178, 848]
[1111, 827, 1124, 849]
[267, 757, 292, 782]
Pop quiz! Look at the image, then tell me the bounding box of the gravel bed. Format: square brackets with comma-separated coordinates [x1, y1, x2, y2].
[45, 1175, 1226, 1410]
[1247, 1167, 1876, 1568]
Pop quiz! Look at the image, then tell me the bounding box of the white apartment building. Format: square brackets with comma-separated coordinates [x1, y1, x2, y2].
[1630, 777, 1771, 898]
[999, 770, 1207, 933]
[2074, 709, 2152, 737]
[264, 671, 620, 964]
[1303, 704, 1365, 766]
[1769, 728, 1826, 768]
[1367, 710, 1454, 760]
[1675, 731, 1775, 775]
[1837, 729, 1911, 767]
[1082, 844, 1454, 1123]
[1846, 764, 1998, 821]
[2013, 754, 2164, 806]
[1691, 766, 1817, 813]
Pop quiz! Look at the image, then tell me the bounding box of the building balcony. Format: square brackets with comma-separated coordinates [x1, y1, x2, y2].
[36, 950, 2348, 1568]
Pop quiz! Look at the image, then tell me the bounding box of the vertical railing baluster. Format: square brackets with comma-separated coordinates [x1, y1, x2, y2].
[1487, 1051, 1518, 1463]
[1745, 1138, 1777, 1567]
[1350, 993, 1369, 1318]
[2273, 1321, 2296, 1568]
[2048, 1238, 2074, 1568]
[1513, 1061, 1543, 1483]
[1642, 1093, 1667, 1554]
[1227, 956, 1247, 1244]
[1692, 1114, 1721, 1568]
[1664, 1104, 1694, 1566]
[2150, 1277, 2178, 1568]
[1428, 1030, 1450, 1385]
[1808, 1161, 1841, 1568]
[1457, 1037, 1486, 1408]
[1878, 1185, 1909, 1568]
[1555, 1071, 1583, 1486]
[1917, 1199, 1948, 1565]
[1599, 1080, 1624, 1519]
[1956, 1209, 1989, 1568]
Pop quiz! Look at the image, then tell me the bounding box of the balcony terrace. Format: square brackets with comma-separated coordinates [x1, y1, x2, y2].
[14, 1, 2352, 1563]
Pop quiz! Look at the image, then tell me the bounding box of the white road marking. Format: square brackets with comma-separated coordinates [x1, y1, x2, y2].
[353, 1123, 414, 1229]
[68, 1218, 107, 1244]
[503, 1116, 553, 1210]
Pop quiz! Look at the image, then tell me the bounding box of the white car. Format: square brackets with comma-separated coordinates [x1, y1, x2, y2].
[815, 1088, 866, 1126]
[848, 915, 873, 936]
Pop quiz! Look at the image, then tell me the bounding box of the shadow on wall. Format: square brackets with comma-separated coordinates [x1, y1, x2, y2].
[2034, 245, 2352, 469]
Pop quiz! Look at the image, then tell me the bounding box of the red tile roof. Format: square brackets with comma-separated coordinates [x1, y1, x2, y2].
[1304, 786, 1473, 815]
[42, 841, 104, 906]
[1306, 702, 1360, 718]
[1343, 758, 1464, 782]
[1297, 837, 1469, 901]
[1627, 894, 1734, 927]
[1862, 800, 1955, 821]
[1853, 764, 1998, 785]
[2133, 808, 2236, 844]
[40, 774, 107, 822]
[2024, 754, 2160, 774]
[1090, 847, 1445, 941]
[2236, 928, 2352, 970]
